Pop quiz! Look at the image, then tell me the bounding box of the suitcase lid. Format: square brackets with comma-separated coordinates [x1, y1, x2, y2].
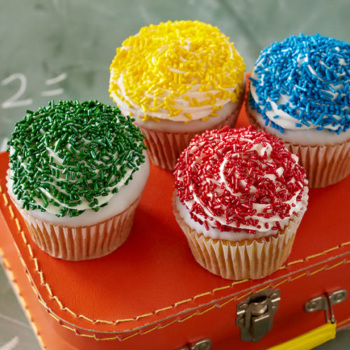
[1, 107, 350, 340]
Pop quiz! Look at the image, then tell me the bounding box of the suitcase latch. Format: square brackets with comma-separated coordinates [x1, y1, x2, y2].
[305, 289, 348, 323]
[236, 288, 280, 342]
[177, 338, 212, 350]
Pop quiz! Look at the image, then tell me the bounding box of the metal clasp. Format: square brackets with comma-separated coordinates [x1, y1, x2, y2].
[177, 338, 212, 350]
[305, 289, 348, 323]
[236, 289, 280, 342]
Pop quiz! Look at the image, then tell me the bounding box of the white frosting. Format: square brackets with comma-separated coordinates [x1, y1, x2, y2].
[174, 124, 309, 243]
[175, 194, 300, 241]
[109, 21, 245, 128]
[8, 131, 146, 215]
[130, 99, 241, 133]
[179, 142, 306, 235]
[176, 183, 308, 242]
[248, 101, 350, 145]
[7, 152, 150, 227]
[110, 70, 241, 123]
[249, 54, 350, 145]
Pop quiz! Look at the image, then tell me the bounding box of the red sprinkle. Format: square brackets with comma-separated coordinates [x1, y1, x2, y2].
[174, 126, 307, 233]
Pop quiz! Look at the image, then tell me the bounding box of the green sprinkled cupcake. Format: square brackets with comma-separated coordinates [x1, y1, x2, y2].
[7, 100, 150, 261]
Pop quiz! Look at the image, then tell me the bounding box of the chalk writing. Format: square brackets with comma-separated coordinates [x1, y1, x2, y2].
[41, 73, 67, 97]
[1, 74, 32, 109]
[1, 73, 67, 109]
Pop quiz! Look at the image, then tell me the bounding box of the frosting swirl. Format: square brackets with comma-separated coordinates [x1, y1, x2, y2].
[174, 126, 307, 234]
[7, 100, 147, 218]
[109, 20, 245, 123]
[249, 34, 350, 134]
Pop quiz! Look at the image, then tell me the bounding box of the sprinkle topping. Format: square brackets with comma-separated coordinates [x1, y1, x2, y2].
[7, 100, 146, 217]
[109, 20, 245, 122]
[249, 33, 350, 134]
[174, 126, 307, 233]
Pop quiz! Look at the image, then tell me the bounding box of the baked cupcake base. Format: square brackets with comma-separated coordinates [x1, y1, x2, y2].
[18, 198, 140, 261]
[173, 193, 308, 280]
[246, 103, 350, 188]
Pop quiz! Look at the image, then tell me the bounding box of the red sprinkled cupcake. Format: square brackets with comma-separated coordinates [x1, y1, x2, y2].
[173, 126, 309, 280]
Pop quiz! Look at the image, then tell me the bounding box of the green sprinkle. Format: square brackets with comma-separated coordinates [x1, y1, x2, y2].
[40, 192, 49, 208]
[7, 100, 146, 217]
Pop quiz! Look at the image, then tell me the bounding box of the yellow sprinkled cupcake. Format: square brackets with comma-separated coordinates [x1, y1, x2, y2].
[109, 20, 246, 170]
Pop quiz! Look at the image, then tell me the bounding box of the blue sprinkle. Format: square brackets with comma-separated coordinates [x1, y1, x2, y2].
[295, 85, 308, 92]
[250, 33, 350, 134]
[320, 91, 334, 101]
[305, 103, 311, 114]
[249, 77, 260, 85]
[314, 113, 325, 125]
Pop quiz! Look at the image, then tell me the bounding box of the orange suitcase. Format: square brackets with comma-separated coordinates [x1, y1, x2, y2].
[1, 109, 350, 350]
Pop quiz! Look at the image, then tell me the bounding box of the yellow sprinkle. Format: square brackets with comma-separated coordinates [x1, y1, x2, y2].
[148, 107, 159, 112]
[210, 97, 217, 105]
[184, 113, 193, 120]
[199, 99, 212, 106]
[109, 20, 245, 119]
[169, 108, 183, 117]
[141, 115, 152, 122]
[178, 85, 190, 95]
[140, 96, 151, 104]
[190, 98, 199, 107]
[153, 89, 164, 97]
[212, 105, 222, 112]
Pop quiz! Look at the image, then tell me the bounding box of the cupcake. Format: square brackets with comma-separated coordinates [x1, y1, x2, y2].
[173, 126, 308, 280]
[247, 33, 350, 188]
[109, 20, 245, 171]
[6, 100, 149, 261]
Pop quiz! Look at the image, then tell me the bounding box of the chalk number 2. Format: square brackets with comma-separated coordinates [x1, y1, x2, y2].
[1, 73, 66, 109]
[1, 74, 32, 109]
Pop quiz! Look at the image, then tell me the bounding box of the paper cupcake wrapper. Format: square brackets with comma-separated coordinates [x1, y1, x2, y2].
[246, 104, 350, 188]
[284, 140, 350, 188]
[173, 193, 308, 280]
[139, 97, 244, 171]
[19, 198, 140, 261]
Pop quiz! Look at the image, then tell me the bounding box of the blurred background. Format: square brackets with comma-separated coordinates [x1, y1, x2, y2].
[1, 0, 350, 348]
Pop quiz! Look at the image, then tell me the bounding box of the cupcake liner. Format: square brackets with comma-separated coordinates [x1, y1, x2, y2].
[246, 104, 350, 188]
[173, 193, 308, 280]
[139, 96, 244, 171]
[285, 140, 350, 188]
[19, 198, 140, 261]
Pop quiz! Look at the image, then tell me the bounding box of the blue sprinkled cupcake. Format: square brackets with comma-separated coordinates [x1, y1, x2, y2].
[247, 33, 350, 188]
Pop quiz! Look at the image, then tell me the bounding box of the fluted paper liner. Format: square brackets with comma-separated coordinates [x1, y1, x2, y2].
[139, 93, 245, 171]
[246, 103, 350, 188]
[285, 141, 350, 188]
[173, 193, 308, 280]
[18, 198, 140, 261]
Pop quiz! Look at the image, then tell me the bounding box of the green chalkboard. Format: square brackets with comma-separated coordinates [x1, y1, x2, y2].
[1, 1, 350, 348]
[1, 0, 350, 148]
